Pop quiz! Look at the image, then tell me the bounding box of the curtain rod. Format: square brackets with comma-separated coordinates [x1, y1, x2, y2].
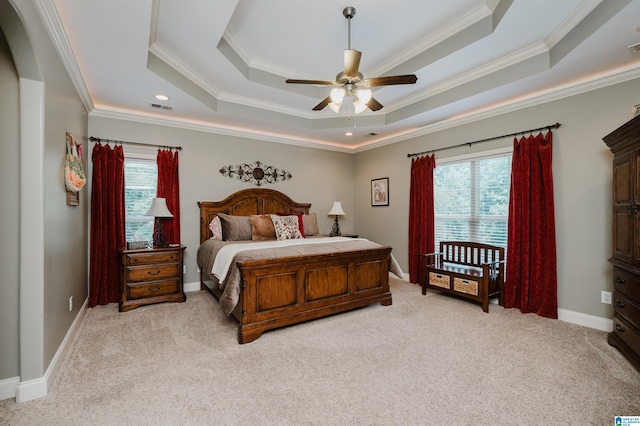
[89, 136, 183, 151]
[406, 122, 561, 158]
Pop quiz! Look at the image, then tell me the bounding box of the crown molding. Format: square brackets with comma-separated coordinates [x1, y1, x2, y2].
[148, 42, 221, 99]
[35, 0, 93, 113]
[90, 63, 640, 155]
[391, 42, 549, 111]
[89, 107, 353, 153]
[366, 0, 500, 77]
[351, 63, 640, 153]
[545, 0, 603, 48]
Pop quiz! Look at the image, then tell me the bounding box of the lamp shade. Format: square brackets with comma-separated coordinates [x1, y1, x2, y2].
[327, 201, 345, 216]
[145, 197, 174, 218]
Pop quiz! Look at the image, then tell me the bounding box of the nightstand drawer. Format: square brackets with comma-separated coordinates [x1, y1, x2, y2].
[119, 245, 186, 312]
[127, 251, 182, 266]
[127, 279, 179, 300]
[126, 264, 180, 283]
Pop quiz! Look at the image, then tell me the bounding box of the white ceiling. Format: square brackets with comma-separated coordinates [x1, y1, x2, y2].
[42, 0, 640, 152]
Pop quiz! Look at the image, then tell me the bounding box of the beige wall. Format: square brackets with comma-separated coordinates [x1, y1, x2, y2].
[87, 116, 354, 285]
[354, 77, 640, 319]
[0, 21, 20, 381]
[1, 0, 88, 387]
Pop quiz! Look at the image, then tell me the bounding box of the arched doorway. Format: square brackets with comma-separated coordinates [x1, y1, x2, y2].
[0, 0, 46, 402]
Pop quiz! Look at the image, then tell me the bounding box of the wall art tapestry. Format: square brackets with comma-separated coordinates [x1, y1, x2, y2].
[220, 161, 292, 186]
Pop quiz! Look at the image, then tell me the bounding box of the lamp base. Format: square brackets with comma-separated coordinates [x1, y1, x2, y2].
[329, 215, 341, 237]
[152, 218, 169, 248]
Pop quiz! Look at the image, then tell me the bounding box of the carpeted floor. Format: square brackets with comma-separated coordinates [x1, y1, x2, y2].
[2, 278, 639, 425]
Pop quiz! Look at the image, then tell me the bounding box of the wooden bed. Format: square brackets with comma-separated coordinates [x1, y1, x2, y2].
[198, 188, 392, 343]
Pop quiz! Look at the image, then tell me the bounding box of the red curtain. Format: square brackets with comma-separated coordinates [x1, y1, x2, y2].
[89, 143, 125, 307]
[156, 149, 180, 244]
[408, 155, 436, 284]
[505, 131, 557, 318]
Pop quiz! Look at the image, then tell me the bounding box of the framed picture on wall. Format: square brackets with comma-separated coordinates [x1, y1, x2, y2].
[371, 177, 389, 206]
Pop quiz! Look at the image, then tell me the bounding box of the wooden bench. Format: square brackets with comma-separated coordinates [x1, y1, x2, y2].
[421, 241, 505, 312]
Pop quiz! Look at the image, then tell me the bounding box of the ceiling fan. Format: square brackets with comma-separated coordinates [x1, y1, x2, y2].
[285, 6, 418, 114]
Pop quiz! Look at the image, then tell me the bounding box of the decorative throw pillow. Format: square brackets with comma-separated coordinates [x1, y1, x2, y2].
[209, 215, 222, 240]
[249, 215, 276, 241]
[302, 213, 319, 236]
[276, 212, 304, 236]
[218, 213, 252, 241]
[270, 215, 303, 240]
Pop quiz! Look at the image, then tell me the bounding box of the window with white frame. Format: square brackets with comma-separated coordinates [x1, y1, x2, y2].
[433, 151, 512, 250]
[124, 158, 157, 243]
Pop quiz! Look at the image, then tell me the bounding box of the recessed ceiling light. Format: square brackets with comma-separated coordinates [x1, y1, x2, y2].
[154, 94, 170, 101]
[345, 131, 353, 136]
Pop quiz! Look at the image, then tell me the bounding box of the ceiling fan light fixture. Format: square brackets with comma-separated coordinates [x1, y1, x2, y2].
[284, 6, 416, 114]
[330, 87, 346, 103]
[355, 88, 372, 104]
[353, 99, 367, 114]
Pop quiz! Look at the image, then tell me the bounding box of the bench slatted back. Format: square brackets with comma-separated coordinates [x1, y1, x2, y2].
[440, 241, 504, 267]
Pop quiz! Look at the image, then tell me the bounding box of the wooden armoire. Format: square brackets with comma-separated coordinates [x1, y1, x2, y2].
[603, 113, 640, 371]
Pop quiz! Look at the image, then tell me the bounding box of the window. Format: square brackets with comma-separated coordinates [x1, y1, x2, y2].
[124, 158, 157, 243]
[434, 152, 511, 250]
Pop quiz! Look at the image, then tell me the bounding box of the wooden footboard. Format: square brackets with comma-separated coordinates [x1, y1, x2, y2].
[235, 247, 392, 343]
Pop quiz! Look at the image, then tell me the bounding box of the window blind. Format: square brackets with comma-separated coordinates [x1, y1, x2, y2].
[124, 159, 158, 242]
[434, 153, 511, 250]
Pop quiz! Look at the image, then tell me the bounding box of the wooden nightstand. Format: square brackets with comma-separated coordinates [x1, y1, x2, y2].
[119, 245, 186, 312]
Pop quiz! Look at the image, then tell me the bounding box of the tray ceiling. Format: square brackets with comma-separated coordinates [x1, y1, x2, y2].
[44, 0, 640, 152]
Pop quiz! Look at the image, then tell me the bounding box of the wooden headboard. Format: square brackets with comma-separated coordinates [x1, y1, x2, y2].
[198, 188, 311, 244]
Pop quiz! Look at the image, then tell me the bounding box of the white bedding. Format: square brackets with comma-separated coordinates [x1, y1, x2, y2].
[212, 236, 357, 280]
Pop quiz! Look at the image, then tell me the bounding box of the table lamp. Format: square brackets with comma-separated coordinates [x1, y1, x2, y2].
[145, 197, 173, 248]
[327, 201, 345, 237]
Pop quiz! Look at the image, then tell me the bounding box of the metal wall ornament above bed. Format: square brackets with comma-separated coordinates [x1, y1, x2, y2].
[220, 161, 292, 186]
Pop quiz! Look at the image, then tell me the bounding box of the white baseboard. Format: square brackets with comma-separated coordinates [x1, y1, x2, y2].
[0, 376, 19, 401]
[13, 297, 88, 403]
[183, 281, 201, 292]
[15, 376, 47, 403]
[558, 308, 613, 332]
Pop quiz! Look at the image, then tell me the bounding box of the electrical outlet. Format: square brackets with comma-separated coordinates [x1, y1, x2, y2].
[183, 265, 186, 274]
[69, 296, 73, 311]
[601, 291, 612, 304]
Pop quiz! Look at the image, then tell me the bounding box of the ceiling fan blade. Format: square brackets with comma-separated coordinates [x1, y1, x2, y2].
[344, 49, 362, 78]
[367, 97, 383, 111]
[285, 79, 334, 85]
[366, 75, 418, 86]
[312, 96, 332, 111]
